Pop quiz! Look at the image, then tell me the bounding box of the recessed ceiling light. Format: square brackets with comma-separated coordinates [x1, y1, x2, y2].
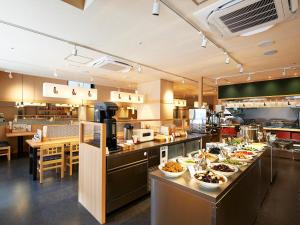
[294, 72, 298, 76]
[268, 76, 272, 79]
[282, 68, 286, 76]
[258, 40, 275, 47]
[90, 76, 94, 82]
[247, 73, 251, 81]
[264, 49, 278, 56]
[181, 79, 185, 84]
[240, 25, 274, 37]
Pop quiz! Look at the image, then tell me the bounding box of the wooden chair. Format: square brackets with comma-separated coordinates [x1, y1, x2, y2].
[65, 141, 79, 176]
[38, 144, 64, 183]
[0, 141, 11, 161]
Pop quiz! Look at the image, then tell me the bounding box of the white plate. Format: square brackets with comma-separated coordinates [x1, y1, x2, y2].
[177, 157, 197, 166]
[235, 150, 258, 156]
[230, 155, 253, 162]
[158, 163, 187, 178]
[193, 171, 228, 189]
[209, 163, 238, 177]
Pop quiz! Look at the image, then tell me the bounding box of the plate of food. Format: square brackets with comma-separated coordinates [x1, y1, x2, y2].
[158, 161, 187, 178]
[209, 163, 238, 177]
[230, 152, 253, 162]
[236, 150, 258, 156]
[177, 157, 197, 166]
[221, 158, 247, 167]
[192, 151, 218, 163]
[193, 170, 227, 189]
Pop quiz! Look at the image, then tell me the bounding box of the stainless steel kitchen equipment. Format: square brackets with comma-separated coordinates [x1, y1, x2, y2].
[124, 123, 133, 141]
[189, 108, 207, 133]
[240, 125, 259, 142]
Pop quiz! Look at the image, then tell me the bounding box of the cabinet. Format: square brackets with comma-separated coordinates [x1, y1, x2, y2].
[106, 151, 148, 213]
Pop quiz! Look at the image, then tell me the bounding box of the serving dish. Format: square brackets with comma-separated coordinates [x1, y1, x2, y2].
[236, 150, 258, 156]
[158, 161, 187, 178]
[209, 163, 238, 177]
[177, 157, 197, 166]
[193, 170, 228, 189]
[230, 152, 253, 162]
[221, 158, 247, 167]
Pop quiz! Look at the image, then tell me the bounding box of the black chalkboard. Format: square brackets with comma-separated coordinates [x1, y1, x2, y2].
[218, 77, 300, 99]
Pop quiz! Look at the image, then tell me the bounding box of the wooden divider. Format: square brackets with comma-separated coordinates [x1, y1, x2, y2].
[78, 122, 106, 224]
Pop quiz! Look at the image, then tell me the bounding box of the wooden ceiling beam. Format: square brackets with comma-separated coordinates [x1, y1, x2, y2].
[63, 0, 85, 10]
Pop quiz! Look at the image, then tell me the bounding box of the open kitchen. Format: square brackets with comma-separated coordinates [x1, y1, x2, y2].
[0, 1, 300, 225]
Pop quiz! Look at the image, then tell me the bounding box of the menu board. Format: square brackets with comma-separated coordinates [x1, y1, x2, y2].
[218, 77, 300, 99]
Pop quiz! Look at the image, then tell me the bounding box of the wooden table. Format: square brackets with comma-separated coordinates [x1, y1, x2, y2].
[26, 137, 79, 181]
[6, 131, 36, 157]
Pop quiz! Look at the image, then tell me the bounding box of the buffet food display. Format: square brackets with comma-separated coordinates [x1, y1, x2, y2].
[158, 137, 266, 189]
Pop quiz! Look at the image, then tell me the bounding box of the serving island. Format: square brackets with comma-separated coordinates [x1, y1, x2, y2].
[150, 147, 272, 225]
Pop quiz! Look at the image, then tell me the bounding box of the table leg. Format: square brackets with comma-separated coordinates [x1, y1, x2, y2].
[29, 147, 33, 175]
[33, 148, 37, 181]
[17, 136, 24, 157]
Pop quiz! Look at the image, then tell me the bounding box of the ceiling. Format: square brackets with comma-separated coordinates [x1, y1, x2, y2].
[0, 0, 299, 96]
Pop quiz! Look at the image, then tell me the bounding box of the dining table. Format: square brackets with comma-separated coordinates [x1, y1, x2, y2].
[6, 131, 36, 157]
[26, 137, 80, 181]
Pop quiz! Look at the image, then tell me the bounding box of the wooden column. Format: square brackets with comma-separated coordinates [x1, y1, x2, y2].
[198, 77, 204, 108]
[78, 122, 106, 224]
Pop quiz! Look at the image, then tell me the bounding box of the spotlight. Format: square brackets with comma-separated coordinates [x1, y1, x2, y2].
[152, 0, 160, 16]
[137, 64, 142, 73]
[268, 76, 272, 79]
[282, 68, 286, 76]
[181, 79, 185, 84]
[54, 69, 58, 77]
[239, 66, 244, 73]
[247, 74, 251, 81]
[8, 72, 13, 79]
[72, 45, 78, 56]
[225, 56, 230, 64]
[201, 33, 208, 48]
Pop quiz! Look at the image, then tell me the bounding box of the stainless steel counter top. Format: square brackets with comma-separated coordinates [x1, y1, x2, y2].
[150, 149, 267, 204]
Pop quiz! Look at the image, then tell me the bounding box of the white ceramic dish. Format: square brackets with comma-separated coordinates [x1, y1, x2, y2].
[193, 171, 228, 189]
[209, 163, 238, 177]
[177, 157, 197, 166]
[158, 163, 187, 178]
[230, 154, 253, 162]
[236, 150, 258, 157]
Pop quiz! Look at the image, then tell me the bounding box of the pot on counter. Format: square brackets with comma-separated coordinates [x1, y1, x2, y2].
[240, 125, 259, 142]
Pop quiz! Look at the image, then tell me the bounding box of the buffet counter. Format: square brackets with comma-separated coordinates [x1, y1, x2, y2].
[263, 126, 300, 132]
[150, 147, 272, 225]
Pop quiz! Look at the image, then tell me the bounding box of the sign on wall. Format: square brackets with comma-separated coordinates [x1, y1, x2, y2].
[43, 82, 97, 100]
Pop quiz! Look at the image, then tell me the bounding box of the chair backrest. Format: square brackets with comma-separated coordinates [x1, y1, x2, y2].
[40, 144, 64, 158]
[69, 142, 79, 153]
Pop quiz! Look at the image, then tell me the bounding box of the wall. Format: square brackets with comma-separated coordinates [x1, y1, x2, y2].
[0, 71, 132, 104]
[241, 107, 300, 121]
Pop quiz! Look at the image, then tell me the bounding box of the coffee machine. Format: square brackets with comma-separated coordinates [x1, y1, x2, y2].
[94, 102, 119, 152]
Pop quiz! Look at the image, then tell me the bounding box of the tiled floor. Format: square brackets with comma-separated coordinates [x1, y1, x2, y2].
[0, 156, 299, 225]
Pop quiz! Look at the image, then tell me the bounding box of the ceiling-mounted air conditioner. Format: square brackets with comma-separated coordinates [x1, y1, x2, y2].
[194, 0, 299, 38]
[87, 56, 132, 73]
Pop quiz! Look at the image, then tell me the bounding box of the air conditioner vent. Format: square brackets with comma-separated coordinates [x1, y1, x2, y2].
[87, 57, 132, 73]
[219, 0, 278, 33]
[195, 0, 298, 38]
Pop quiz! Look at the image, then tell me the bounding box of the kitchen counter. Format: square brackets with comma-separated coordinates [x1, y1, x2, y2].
[150, 147, 272, 225]
[263, 126, 300, 132]
[107, 133, 205, 159]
